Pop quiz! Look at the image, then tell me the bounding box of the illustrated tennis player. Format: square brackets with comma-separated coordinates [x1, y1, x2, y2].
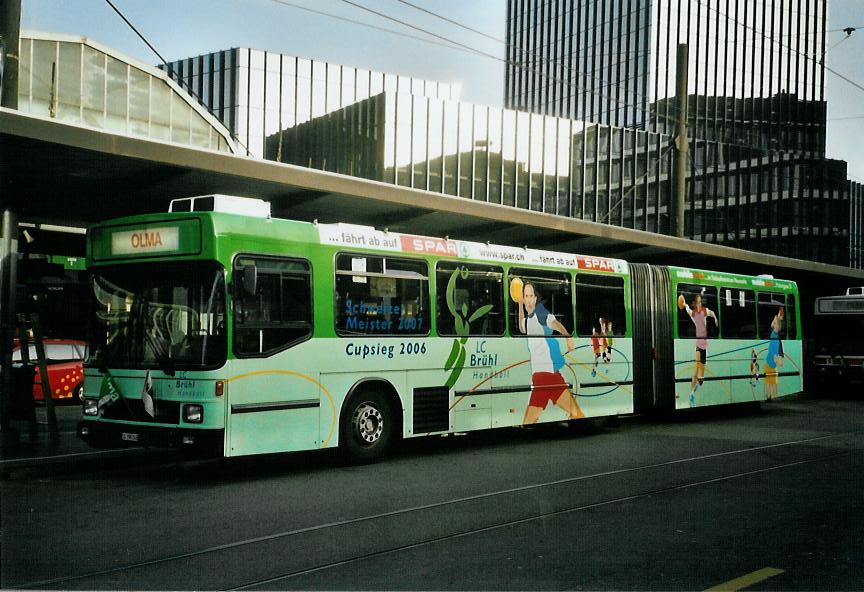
[512, 278, 585, 424]
[678, 291, 717, 407]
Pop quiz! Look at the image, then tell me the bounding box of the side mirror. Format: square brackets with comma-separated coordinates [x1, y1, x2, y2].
[242, 265, 257, 296]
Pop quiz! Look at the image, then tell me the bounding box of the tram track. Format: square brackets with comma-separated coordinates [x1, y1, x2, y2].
[231, 451, 850, 591]
[16, 430, 859, 590]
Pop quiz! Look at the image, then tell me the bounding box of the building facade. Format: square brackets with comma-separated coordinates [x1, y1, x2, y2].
[852, 181, 864, 270]
[163, 5, 857, 268]
[267, 91, 853, 266]
[505, 0, 827, 143]
[17, 31, 236, 154]
[164, 48, 457, 158]
[502, 0, 856, 268]
[267, 92, 674, 233]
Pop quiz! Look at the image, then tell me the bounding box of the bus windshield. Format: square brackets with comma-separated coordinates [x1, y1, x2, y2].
[88, 262, 227, 371]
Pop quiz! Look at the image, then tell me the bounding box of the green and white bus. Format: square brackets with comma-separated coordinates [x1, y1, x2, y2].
[78, 195, 803, 459]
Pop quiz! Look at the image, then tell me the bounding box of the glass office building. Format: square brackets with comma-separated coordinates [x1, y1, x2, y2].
[852, 181, 864, 270]
[164, 48, 458, 158]
[160, 5, 858, 268]
[268, 91, 677, 233]
[505, 0, 826, 141]
[501, 0, 858, 268]
[17, 31, 236, 153]
[267, 91, 854, 266]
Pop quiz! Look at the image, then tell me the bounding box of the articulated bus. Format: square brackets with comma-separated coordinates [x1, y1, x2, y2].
[78, 195, 803, 460]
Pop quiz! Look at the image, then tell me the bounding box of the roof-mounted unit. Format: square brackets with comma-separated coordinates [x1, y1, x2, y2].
[169, 195, 271, 218]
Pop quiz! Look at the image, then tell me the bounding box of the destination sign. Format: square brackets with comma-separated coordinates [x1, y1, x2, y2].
[111, 227, 180, 256]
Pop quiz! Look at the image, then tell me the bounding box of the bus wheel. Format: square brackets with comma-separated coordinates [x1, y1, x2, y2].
[341, 391, 393, 462]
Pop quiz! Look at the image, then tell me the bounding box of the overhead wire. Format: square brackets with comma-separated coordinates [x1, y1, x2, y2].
[386, 0, 831, 162]
[694, 0, 864, 95]
[391, 0, 679, 125]
[272, 0, 841, 202]
[387, 0, 855, 157]
[102, 0, 252, 155]
[108, 0, 861, 194]
[273, 0, 859, 200]
[328, 0, 684, 127]
[268, 0, 486, 57]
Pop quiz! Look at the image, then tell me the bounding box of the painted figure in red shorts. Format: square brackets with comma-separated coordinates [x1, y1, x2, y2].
[514, 280, 585, 424]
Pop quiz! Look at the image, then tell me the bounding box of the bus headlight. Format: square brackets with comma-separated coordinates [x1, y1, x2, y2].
[184, 404, 203, 424]
[83, 399, 99, 416]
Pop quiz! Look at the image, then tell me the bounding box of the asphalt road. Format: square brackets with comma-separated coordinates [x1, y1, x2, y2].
[2, 394, 862, 590]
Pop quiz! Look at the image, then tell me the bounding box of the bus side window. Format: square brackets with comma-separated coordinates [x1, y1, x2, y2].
[786, 294, 797, 339]
[435, 262, 504, 336]
[676, 284, 719, 339]
[758, 292, 787, 340]
[234, 257, 312, 356]
[720, 287, 756, 339]
[574, 274, 626, 338]
[334, 254, 429, 336]
[508, 267, 574, 337]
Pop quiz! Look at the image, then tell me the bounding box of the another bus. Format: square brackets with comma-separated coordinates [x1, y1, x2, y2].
[810, 288, 864, 390]
[78, 195, 803, 460]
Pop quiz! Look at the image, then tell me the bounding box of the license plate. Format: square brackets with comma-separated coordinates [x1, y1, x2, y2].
[121, 432, 140, 442]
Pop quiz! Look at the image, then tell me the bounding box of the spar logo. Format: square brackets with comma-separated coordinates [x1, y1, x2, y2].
[400, 235, 459, 256]
[111, 227, 179, 256]
[576, 256, 616, 272]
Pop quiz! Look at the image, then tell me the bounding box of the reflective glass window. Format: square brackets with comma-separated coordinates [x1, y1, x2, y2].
[335, 254, 429, 336]
[677, 284, 719, 339]
[508, 268, 574, 339]
[57, 42, 82, 123]
[171, 92, 191, 144]
[436, 263, 505, 337]
[150, 79, 171, 140]
[82, 46, 105, 127]
[757, 292, 788, 339]
[719, 287, 757, 339]
[575, 274, 626, 337]
[31, 39, 56, 116]
[234, 256, 312, 356]
[128, 67, 150, 136]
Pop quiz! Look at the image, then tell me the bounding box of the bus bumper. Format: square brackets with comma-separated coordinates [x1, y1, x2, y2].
[78, 420, 224, 452]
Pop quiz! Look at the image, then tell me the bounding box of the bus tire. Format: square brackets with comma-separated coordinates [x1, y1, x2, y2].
[340, 390, 394, 463]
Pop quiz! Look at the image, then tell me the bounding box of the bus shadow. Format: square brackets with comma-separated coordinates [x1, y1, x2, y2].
[78, 421, 612, 485]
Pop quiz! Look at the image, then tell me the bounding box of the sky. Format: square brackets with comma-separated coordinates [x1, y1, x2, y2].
[19, 0, 864, 181]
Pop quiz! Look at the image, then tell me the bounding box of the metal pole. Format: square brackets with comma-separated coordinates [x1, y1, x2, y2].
[31, 313, 59, 440]
[0, 210, 18, 439]
[0, 0, 21, 441]
[675, 44, 689, 238]
[0, 0, 21, 110]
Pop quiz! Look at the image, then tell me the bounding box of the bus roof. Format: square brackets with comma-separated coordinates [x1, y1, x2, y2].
[317, 222, 629, 274]
[88, 211, 630, 275]
[669, 266, 797, 291]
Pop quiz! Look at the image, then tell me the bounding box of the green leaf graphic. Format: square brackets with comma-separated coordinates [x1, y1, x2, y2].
[445, 347, 467, 388]
[444, 339, 461, 372]
[468, 304, 494, 323]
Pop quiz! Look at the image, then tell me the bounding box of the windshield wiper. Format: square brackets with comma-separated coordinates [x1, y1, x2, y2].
[135, 296, 176, 377]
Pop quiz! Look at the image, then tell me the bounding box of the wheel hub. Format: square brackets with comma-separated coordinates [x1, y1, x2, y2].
[354, 403, 384, 444]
